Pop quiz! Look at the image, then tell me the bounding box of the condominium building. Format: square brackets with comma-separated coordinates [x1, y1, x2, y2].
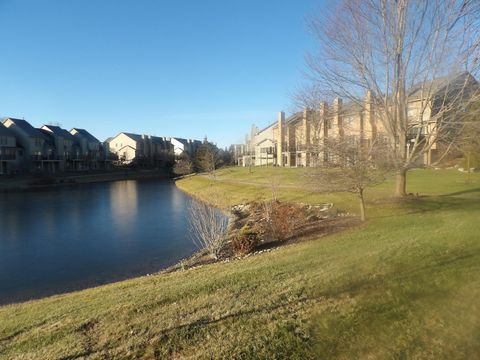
[241, 72, 478, 167]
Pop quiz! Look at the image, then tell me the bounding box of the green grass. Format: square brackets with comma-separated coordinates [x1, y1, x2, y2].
[1, 168, 480, 359]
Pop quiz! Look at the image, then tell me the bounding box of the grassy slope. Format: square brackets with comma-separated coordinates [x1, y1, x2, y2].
[1, 168, 480, 359]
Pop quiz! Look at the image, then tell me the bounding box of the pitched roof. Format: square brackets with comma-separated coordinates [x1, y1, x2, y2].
[171, 137, 189, 146]
[408, 72, 477, 100]
[42, 125, 77, 142]
[114, 133, 170, 146]
[120, 132, 143, 142]
[342, 101, 364, 115]
[3, 118, 44, 138]
[256, 121, 278, 134]
[150, 136, 169, 145]
[285, 112, 302, 125]
[38, 129, 55, 146]
[0, 122, 16, 137]
[256, 138, 275, 146]
[71, 128, 100, 143]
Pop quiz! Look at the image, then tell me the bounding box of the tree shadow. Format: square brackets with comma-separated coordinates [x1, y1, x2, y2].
[441, 187, 480, 197]
[372, 193, 480, 219]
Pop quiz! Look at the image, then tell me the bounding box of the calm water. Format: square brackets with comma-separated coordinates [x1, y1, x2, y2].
[0, 179, 198, 304]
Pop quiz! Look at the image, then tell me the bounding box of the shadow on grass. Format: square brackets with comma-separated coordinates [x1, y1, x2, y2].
[441, 187, 480, 197]
[160, 241, 476, 337]
[372, 192, 480, 219]
[49, 236, 479, 360]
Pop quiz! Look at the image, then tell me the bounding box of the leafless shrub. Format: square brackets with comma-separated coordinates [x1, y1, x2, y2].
[260, 200, 303, 242]
[188, 198, 228, 259]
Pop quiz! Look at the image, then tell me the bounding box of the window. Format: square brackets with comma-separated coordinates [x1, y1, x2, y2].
[345, 116, 354, 126]
[260, 146, 274, 154]
[407, 107, 418, 119]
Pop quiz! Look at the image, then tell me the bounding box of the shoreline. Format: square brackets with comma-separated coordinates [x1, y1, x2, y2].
[0, 172, 354, 307]
[0, 168, 173, 192]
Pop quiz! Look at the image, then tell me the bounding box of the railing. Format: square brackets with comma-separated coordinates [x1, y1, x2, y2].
[31, 155, 60, 161]
[0, 154, 16, 160]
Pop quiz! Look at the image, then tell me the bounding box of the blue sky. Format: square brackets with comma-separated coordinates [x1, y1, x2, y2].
[0, 0, 323, 147]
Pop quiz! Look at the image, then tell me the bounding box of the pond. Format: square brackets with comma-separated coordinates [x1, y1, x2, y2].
[0, 179, 198, 304]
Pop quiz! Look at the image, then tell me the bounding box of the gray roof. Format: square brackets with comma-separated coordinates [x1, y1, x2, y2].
[285, 112, 302, 125]
[0, 122, 16, 137]
[3, 118, 44, 138]
[408, 72, 477, 100]
[38, 129, 55, 146]
[71, 128, 100, 143]
[150, 136, 169, 145]
[42, 125, 77, 142]
[341, 101, 364, 115]
[256, 138, 275, 146]
[256, 121, 279, 134]
[171, 137, 191, 146]
[121, 132, 143, 142]
[120, 132, 170, 146]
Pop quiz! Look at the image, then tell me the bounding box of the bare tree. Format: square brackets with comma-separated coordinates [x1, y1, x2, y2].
[302, 0, 480, 197]
[306, 137, 392, 221]
[188, 196, 229, 260]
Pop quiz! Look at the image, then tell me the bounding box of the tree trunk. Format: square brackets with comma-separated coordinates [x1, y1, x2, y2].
[359, 189, 366, 222]
[395, 168, 407, 197]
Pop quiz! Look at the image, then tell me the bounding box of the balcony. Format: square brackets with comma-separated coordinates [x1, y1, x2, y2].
[0, 147, 17, 160]
[0, 153, 16, 160]
[31, 155, 60, 161]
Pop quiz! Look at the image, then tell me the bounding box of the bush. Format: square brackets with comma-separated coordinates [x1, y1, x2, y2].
[232, 226, 259, 256]
[261, 201, 302, 242]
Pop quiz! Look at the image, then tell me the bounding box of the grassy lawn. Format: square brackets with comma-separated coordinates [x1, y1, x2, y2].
[1, 168, 479, 359]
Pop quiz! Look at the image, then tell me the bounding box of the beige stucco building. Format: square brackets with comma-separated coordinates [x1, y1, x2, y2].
[242, 73, 477, 167]
[243, 91, 380, 167]
[106, 133, 201, 167]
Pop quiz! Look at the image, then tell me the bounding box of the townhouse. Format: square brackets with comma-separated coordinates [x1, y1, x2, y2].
[1, 118, 108, 173]
[0, 116, 205, 174]
[242, 72, 478, 167]
[0, 122, 22, 174]
[40, 125, 80, 171]
[3, 118, 59, 172]
[170, 137, 202, 157]
[70, 128, 106, 169]
[106, 133, 202, 167]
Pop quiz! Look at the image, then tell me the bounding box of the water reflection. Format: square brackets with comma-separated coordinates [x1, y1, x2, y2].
[0, 179, 200, 304]
[110, 180, 139, 233]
